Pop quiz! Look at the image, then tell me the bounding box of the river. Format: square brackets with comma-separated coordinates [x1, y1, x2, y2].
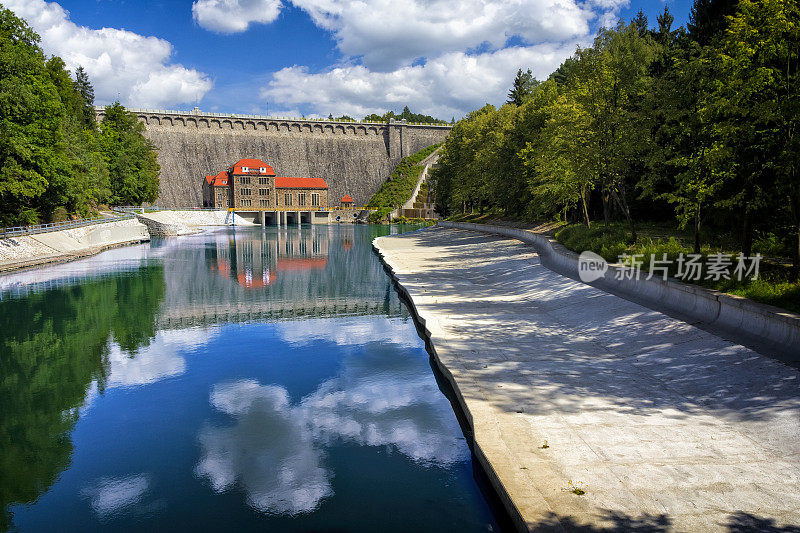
[0, 225, 502, 532]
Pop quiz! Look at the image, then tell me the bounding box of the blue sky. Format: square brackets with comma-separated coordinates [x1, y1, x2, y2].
[6, 0, 691, 119]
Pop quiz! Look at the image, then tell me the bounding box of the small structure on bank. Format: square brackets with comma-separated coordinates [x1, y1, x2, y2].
[202, 158, 330, 210]
[340, 195, 354, 208]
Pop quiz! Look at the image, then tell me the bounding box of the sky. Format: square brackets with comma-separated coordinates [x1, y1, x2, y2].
[4, 0, 691, 119]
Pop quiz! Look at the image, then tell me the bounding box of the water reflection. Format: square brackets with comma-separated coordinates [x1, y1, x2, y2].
[0, 265, 165, 531]
[197, 318, 468, 517]
[1, 226, 498, 532]
[81, 474, 150, 517]
[196, 381, 333, 516]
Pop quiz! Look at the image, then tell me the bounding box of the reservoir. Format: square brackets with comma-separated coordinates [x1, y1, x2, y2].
[0, 225, 501, 532]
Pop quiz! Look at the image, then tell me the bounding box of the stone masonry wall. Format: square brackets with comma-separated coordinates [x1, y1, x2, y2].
[100, 110, 450, 208]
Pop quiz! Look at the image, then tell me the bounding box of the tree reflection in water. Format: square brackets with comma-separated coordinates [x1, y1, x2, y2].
[0, 265, 165, 531]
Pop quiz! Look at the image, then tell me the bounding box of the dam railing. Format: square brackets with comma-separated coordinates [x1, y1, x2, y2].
[1, 214, 135, 239]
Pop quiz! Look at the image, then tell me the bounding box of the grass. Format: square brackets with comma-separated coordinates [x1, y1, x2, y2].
[554, 222, 800, 314]
[366, 144, 440, 223]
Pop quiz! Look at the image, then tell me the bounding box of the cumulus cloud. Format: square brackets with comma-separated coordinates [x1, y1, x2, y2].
[195, 344, 469, 513]
[274, 316, 421, 348]
[81, 474, 150, 517]
[262, 41, 582, 119]
[291, 0, 593, 70]
[5, 0, 212, 108]
[192, 0, 283, 33]
[103, 328, 220, 389]
[299, 350, 469, 466]
[196, 380, 333, 515]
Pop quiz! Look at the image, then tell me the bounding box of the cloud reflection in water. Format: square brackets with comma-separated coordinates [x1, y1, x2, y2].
[196, 320, 468, 516]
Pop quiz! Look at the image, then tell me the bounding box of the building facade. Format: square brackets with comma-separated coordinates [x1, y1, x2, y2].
[203, 158, 329, 210]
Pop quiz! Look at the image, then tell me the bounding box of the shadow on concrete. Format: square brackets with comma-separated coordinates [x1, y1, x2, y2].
[528, 511, 800, 532]
[383, 228, 799, 426]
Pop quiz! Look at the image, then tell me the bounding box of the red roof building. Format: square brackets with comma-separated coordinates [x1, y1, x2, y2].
[341, 195, 354, 207]
[203, 158, 328, 210]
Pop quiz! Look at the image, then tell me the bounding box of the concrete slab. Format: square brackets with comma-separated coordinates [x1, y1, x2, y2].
[373, 226, 800, 532]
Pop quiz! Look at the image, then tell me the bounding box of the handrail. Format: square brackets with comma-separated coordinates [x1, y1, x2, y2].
[1, 214, 134, 239]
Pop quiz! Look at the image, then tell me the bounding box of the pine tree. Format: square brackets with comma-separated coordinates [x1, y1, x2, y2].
[687, 0, 739, 45]
[73, 66, 95, 128]
[506, 68, 535, 106]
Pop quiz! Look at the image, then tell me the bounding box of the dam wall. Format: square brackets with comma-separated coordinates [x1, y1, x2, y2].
[97, 108, 451, 208]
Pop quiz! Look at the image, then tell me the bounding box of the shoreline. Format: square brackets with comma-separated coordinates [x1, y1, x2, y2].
[373, 225, 800, 532]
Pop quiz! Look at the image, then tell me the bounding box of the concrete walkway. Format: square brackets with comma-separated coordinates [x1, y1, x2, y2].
[373, 227, 800, 532]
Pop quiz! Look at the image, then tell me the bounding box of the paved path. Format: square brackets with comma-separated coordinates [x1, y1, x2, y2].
[373, 227, 800, 532]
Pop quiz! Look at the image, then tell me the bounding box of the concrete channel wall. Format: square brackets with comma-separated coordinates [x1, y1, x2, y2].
[0, 219, 150, 272]
[440, 221, 800, 358]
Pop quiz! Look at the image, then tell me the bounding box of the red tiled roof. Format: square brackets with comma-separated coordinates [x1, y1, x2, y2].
[211, 170, 228, 186]
[205, 175, 214, 185]
[229, 158, 276, 176]
[275, 177, 328, 189]
[341, 195, 353, 203]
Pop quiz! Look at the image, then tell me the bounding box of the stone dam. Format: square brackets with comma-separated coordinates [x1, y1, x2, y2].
[96, 108, 451, 208]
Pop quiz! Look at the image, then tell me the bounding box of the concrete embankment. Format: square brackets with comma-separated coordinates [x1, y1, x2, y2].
[135, 210, 254, 236]
[0, 219, 149, 272]
[439, 221, 800, 359]
[373, 226, 800, 532]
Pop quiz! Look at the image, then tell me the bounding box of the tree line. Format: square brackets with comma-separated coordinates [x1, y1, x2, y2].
[0, 5, 160, 226]
[431, 0, 799, 273]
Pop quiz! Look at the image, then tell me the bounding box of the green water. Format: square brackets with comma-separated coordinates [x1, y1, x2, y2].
[0, 225, 503, 532]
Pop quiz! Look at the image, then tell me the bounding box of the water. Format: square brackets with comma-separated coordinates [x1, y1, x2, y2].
[0, 225, 503, 532]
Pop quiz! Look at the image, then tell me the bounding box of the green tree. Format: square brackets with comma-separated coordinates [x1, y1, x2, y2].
[507, 68, 537, 106]
[706, 0, 800, 267]
[0, 7, 63, 224]
[98, 102, 160, 206]
[687, 0, 739, 46]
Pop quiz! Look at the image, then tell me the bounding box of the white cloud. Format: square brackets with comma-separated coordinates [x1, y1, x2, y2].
[274, 316, 421, 348]
[5, 0, 212, 108]
[192, 0, 283, 33]
[262, 41, 582, 119]
[81, 474, 150, 517]
[291, 0, 593, 70]
[196, 380, 333, 515]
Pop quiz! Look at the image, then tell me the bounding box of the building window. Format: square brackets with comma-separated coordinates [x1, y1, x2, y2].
[242, 188, 251, 196]
[311, 193, 320, 207]
[240, 176, 251, 184]
[242, 166, 249, 172]
[298, 193, 306, 206]
[284, 193, 292, 206]
[241, 199, 252, 207]
[259, 188, 268, 196]
[260, 199, 269, 207]
[258, 177, 268, 185]
[259, 167, 266, 173]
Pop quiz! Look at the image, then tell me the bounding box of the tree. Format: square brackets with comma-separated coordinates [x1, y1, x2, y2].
[0, 7, 63, 224]
[98, 103, 160, 206]
[687, 0, 739, 45]
[706, 0, 800, 267]
[521, 84, 596, 226]
[568, 22, 657, 239]
[73, 66, 95, 129]
[507, 68, 537, 106]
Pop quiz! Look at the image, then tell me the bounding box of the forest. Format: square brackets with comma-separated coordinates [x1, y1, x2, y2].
[431, 0, 799, 296]
[0, 5, 160, 226]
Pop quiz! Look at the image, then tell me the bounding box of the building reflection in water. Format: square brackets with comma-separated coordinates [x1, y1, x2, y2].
[207, 228, 330, 289]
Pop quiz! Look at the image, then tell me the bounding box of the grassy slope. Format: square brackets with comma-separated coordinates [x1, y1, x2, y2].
[366, 144, 439, 222]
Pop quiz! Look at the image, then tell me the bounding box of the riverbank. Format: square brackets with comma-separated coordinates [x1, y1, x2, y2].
[0, 218, 149, 273]
[373, 226, 800, 532]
